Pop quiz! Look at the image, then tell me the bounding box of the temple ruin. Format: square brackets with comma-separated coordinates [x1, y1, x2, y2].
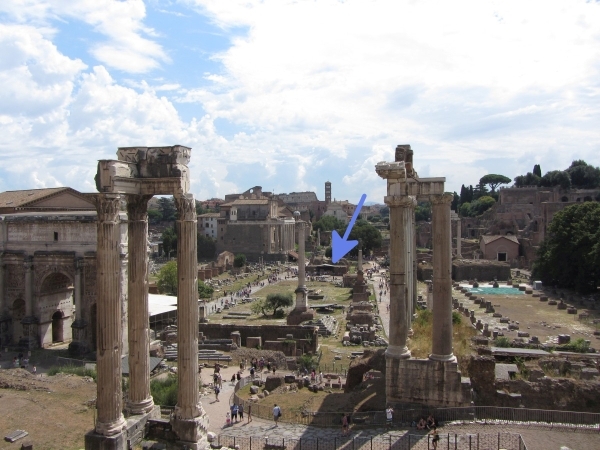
[376, 145, 472, 407]
[85, 146, 208, 450]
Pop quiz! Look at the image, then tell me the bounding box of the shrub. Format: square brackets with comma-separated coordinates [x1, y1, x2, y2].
[150, 375, 178, 406]
[557, 338, 590, 353]
[452, 311, 462, 325]
[494, 337, 511, 348]
[414, 309, 432, 327]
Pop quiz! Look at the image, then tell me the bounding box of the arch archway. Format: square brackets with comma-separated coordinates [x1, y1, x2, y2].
[52, 311, 64, 343]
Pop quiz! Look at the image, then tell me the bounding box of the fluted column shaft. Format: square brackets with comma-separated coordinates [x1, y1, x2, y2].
[126, 194, 154, 415]
[385, 195, 414, 359]
[94, 194, 126, 436]
[24, 258, 33, 317]
[174, 194, 202, 419]
[430, 194, 455, 361]
[297, 222, 306, 289]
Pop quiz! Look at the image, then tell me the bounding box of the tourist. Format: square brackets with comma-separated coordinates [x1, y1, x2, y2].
[247, 403, 252, 423]
[32, 366, 37, 375]
[226, 411, 231, 427]
[214, 386, 220, 402]
[250, 367, 255, 378]
[417, 417, 426, 430]
[273, 404, 282, 426]
[232, 403, 239, 422]
[386, 406, 394, 427]
[341, 413, 349, 435]
[238, 403, 244, 421]
[426, 414, 436, 429]
[230, 373, 236, 383]
[429, 426, 440, 449]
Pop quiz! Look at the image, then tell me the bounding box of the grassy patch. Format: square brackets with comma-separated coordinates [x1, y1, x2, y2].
[47, 365, 97, 381]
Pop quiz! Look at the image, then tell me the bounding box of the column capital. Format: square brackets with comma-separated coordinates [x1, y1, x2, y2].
[384, 195, 416, 208]
[295, 220, 308, 231]
[94, 194, 121, 223]
[126, 194, 153, 221]
[430, 193, 453, 205]
[174, 194, 196, 221]
[375, 161, 407, 180]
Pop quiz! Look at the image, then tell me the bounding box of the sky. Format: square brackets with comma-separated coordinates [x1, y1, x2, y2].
[1, 0, 600, 205]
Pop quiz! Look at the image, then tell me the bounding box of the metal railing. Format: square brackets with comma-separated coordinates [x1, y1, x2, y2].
[218, 432, 527, 450]
[230, 378, 600, 431]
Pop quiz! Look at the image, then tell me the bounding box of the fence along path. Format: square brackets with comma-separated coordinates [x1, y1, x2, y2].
[231, 376, 600, 430]
[218, 432, 527, 450]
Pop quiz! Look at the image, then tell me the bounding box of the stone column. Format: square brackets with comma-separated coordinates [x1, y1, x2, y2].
[171, 194, 208, 449]
[384, 195, 414, 359]
[456, 218, 462, 258]
[295, 221, 308, 311]
[94, 193, 127, 436]
[405, 206, 414, 336]
[430, 194, 455, 362]
[126, 194, 155, 415]
[73, 258, 83, 321]
[24, 257, 33, 317]
[69, 257, 87, 354]
[357, 249, 363, 272]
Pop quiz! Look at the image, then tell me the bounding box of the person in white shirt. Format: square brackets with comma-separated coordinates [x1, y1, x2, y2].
[273, 404, 281, 426]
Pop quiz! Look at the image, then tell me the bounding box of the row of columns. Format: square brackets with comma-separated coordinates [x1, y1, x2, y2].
[385, 193, 455, 362]
[93, 193, 206, 446]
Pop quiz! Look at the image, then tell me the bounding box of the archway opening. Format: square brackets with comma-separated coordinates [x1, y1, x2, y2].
[52, 311, 63, 343]
[12, 298, 26, 342]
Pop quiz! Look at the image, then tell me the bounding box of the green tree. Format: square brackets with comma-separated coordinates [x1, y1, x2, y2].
[148, 209, 162, 224]
[325, 246, 332, 258]
[233, 254, 246, 268]
[514, 172, 541, 187]
[533, 164, 542, 178]
[540, 170, 571, 190]
[158, 197, 176, 221]
[415, 202, 431, 222]
[197, 234, 216, 259]
[250, 299, 268, 316]
[459, 202, 472, 217]
[566, 160, 600, 188]
[264, 292, 294, 317]
[533, 202, 600, 294]
[198, 280, 214, 299]
[313, 215, 346, 232]
[157, 261, 178, 295]
[379, 206, 390, 217]
[451, 192, 459, 212]
[162, 227, 177, 257]
[479, 174, 511, 194]
[335, 219, 382, 256]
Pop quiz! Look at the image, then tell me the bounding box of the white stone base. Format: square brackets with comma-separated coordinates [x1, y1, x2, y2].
[386, 357, 472, 407]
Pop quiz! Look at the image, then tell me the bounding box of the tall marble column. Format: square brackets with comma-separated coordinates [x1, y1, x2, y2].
[69, 257, 87, 353]
[385, 195, 415, 359]
[126, 194, 154, 415]
[94, 193, 127, 436]
[430, 194, 455, 362]
[295, 220, 308, 311]
[171, 194, 208, 449]
[73, 258, 83, 322]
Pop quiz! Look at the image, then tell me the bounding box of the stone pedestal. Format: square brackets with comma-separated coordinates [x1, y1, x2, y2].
[386, 358, 472, 407]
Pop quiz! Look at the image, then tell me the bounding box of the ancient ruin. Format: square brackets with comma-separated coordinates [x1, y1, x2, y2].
[86, 146, 208, 450]
[376, 145, 472, 407]
[287, 212, 316, 325]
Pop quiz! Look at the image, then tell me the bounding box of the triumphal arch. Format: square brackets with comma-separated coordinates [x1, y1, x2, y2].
[85, 146, 208, 450]
[376, 145, 472, 407]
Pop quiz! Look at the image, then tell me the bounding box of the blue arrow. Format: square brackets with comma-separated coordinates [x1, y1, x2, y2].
[332, 193, 367, 263]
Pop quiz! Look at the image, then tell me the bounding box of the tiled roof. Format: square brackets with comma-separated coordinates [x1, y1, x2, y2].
[198, 213, 220, 218]
[0, 188, 69, 208]
[221, 199, 270, 206]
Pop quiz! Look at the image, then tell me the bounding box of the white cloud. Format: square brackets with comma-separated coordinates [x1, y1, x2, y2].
[0, 0, 168, 73]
